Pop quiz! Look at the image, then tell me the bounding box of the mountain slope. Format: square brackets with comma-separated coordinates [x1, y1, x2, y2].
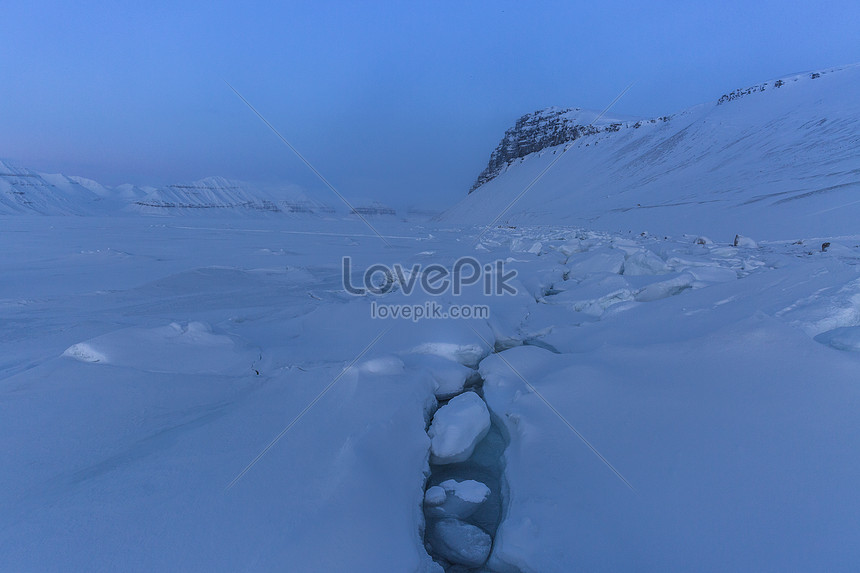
[0, 163, 337, 217]
[0, 159, 112, 215]
[446, 64, 860, 241]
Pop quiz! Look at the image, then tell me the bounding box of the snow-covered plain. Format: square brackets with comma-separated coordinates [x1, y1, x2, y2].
[2, 213, 860, 572]
[3, 64, 860, 572]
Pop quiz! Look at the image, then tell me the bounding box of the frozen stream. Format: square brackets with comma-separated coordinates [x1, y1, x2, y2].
[422, 366, 509, 571]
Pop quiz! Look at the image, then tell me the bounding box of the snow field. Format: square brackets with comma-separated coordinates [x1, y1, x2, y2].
[4, 216, 860, 571]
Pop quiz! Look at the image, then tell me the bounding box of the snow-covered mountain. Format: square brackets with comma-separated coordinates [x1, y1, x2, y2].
[131, 176, 336, 216]
[0, 159, 114, 215]
[0, 162, 338, 217]
[447, 64, 860, 241]
[468, 107, 642, 193]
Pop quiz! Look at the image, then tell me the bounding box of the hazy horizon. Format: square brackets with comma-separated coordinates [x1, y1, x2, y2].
[2, 1, 858, 208]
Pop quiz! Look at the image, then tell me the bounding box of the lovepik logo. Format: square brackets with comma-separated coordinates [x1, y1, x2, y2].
[342, 256, 517, 296]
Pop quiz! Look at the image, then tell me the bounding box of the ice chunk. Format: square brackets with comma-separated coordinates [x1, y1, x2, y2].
[622, 249, 669, 276]
[441, 479, 490, 503]
[426, 479, 491, 519]
[427, 519, 492, 568]
[544, 274, 634, 317]
[424, 486, 447, 506]
[557, 238, 585, 256]
[733, 234, 758, 248]
[635, 273, 695, 302]
[814, 326, 860, 352]
[510, 237, 542, 254]
[567, 249, 626, 277]
[428, 392, 491, 464]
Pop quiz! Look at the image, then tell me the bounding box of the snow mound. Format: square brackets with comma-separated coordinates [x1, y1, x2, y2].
[358, 356, 405, 375]
[427, 519, 492, 568]
[405, 353, 474, 399]
[61, 322, 257, 375]
[814, 327, 860, 352]
[62, 342, 108, 363]
[733, 234, 759, 248]
[428, 391, 491, 464]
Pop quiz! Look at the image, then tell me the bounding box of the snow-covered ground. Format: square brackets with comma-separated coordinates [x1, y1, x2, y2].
[2, 212, 860, 571]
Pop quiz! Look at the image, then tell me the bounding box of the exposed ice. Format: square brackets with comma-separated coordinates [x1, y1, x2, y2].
[428, 391, 491, 464]
[622, 249, 670, 275]
[427, 518, 492, 568]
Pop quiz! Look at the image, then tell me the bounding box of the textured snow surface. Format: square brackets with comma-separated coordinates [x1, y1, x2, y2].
[3, 64, 860, 573]
[3, 215, 860, 572]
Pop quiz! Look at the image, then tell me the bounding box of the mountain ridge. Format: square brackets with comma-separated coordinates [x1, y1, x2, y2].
[446, 63, 860, 240]
[469, 64, 859, 195]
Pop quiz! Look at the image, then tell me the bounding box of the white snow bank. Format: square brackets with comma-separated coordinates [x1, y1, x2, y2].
[428, 391, 491, 464]
[61, 322, 257, 375]
[404, 353, 474, 399]
[814, 326, 860, 351]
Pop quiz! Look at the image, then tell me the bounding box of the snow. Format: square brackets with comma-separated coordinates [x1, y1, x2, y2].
[424, 485, 448, 505]
[427, 519, 492, 568]
[428, 391, 492, 465]
[425, 479, 492, 521]
[621, 248, 670, 276]
[444, 64, 860, 241]
[2, 63, 860, 572]
[61, 321, 256, 374]
[405, 353, 475, 399]
[815, 326, 860, 352]
[438, 479, 491, 504]
[4, 208, 860, 571]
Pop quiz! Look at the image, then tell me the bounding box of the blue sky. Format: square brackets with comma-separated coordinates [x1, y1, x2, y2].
[1, 1, 858, 207]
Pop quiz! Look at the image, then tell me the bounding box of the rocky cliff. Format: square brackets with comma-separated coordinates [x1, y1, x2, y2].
[469, 107, 653, 193]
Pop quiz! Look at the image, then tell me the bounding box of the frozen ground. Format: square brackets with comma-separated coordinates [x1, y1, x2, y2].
[2, 214, 860, 571]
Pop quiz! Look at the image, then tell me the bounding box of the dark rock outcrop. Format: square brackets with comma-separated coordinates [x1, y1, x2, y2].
[469, 108, 631, 193]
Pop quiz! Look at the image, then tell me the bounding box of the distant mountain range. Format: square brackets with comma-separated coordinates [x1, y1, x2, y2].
[3, 63, 857, 239]
[0, 162, 410, 217]
[447, 64, 860, 240]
